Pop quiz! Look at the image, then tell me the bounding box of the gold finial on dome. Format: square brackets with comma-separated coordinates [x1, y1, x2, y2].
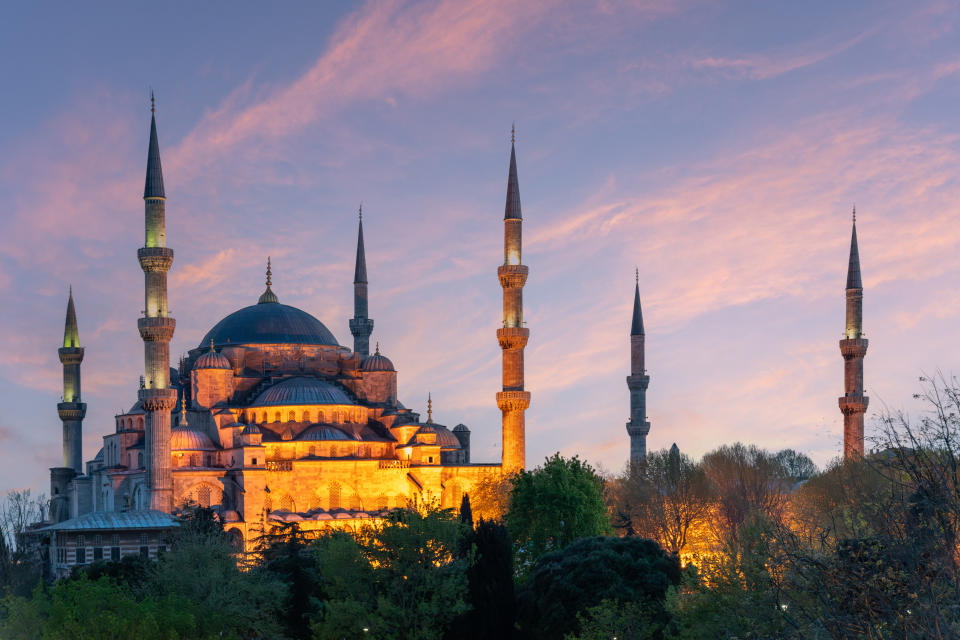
[209, 338, 215, 352]
[374, 341, 380, 355]
[258, 256, 279, 304]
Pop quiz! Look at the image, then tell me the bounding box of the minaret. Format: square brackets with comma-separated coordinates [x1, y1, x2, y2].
[51, 287, 87, 521]
[839, 208, 868, 459]
[497, 126, 530, 474]
[349, 206, 374, 357]
[626, 270, 650, 464]
[137, 94, 177, 511]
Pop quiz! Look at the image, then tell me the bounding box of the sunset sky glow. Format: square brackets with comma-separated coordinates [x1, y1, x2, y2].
[2, 1, 960, 494]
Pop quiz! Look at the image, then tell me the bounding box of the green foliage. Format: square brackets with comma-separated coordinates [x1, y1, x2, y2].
[311, 506, 471, 640]
[568, 598, 661, 640]
[517, 536, 681, 640]
[453, 518, 516, 640]
[506, 454, 611, 569]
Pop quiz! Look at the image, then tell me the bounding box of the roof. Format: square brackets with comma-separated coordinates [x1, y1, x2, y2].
[354, 216, 367, 284]
[199, 302, 339, 348]
[631, 282, 644, 336]
[407, 424, 461, 449]
[170, 427, 217, 451]
[504, 140, 522, 220]
[144, 113, 165, 199]
[63, 287, 80, 348]
[298, 424, 355, 441]
[251, 376, 353, 407]
[361, 352, 395, 372]
[846, 218, 862, 289]
[41, 510, 178, 532]
[195, 346, 231, 370]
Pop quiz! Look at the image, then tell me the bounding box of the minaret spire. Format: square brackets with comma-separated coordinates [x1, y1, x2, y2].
[497, 126, 530, 473]
[53, 287, 87, 521]
[349, 205, 374, 357]
[839, 207, 868, 459]
[626, 271, 651, 464]
[137, 97, 178, 511]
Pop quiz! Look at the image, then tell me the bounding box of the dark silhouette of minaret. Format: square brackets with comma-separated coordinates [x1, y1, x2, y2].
[349, 206, 374, 357]
[138, 94, 177, 511]
[497, 126, 530, 474]
[51, 287, 86, 521]
[626, 270, 650, 464]
[839, 208, 868, 459]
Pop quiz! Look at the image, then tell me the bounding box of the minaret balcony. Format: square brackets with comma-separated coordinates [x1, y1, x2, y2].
[626, 419, 650, 437]
[626, 374, 649, 389]
[57, 346, 85, 365]
[496, 390, 531, 412]
[838, 394, 869, 415]
[497, 327, 529, 349]
[839, 338, 868, 358]
[138, 247, 174, 273]
[138, 387, 178, 411]
[497, 265, 528, 288]
[138, 316, 176, 342]
[57, 402, 87, 421]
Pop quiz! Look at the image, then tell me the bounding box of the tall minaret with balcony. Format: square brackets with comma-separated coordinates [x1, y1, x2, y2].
[839, 209, 868, 459]
[51, 287, 86, 521]
[349, 207, 374, 357]
[626, 271, 650, 464]
[138, 95, 177, 511]
[497, 127, 530, 474]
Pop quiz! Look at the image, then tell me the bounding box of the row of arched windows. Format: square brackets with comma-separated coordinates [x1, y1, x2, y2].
[242, 408, 365, 425]
[116, 416, 144, 432]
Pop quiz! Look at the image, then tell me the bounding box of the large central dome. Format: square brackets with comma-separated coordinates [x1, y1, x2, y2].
[200, 303, 339, 348]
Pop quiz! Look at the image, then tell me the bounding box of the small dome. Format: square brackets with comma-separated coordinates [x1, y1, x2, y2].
[298, 425, 354, 441]
[361, 344, 395, 372]
[170, 428, 216, 451]
[195, 343, 231, 370]
[251, 377, 353, 407]
[410, 424, 461, 449]
[241, 424, 261, 435]
[452, 423, 470, 432]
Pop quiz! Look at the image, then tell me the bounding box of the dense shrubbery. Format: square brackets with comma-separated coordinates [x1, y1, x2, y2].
[3, 378, 960, 638]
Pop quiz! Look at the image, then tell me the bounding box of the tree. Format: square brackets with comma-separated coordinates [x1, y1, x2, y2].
[459, 493, 473, 528]
[452, 518, 516, 640]
[701, 443, 791, 543]
[516, 536, 681, 640]
[609, 447, 712, 555]
[506, 454, 611, 571]
[0, 490, 46, 596]
[258, 521, 321, 640]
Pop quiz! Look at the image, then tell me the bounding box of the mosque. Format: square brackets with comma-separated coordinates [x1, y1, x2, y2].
[39, 103, 531, 573]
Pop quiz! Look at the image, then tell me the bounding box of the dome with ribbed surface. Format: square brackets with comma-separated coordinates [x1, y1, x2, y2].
[241, 424, 261, 435]
[170, 428, 216, 451]
[251, 377, 353, 407]
[200, 304, 339, 348]
[361, 352, 395, 372]
[298, 425, 354, 441]
[195, 347, 231, 370]
[409, 424, 461, 449]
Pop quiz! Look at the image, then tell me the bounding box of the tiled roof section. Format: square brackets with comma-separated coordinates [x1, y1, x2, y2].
[846, 218, 862, 289]
[41, 509, 179, 532]
[200, 303, 339, 348]
[144, 113, 165, 199]
[504, 141, 522, 220]
[354, 217, 367, 284]
[251, 376, 353, 407]
[631, 283, 644, 336]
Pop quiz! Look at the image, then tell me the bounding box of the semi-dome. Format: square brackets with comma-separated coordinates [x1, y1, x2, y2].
[410, 424, 461, 449]
[251, 377, 353, 407]
[298, 425, 354, 441]
[241, 423, 261, 435]
[199, 303, 339, 348]
[170, 428, 216, 451]
[195, 343, 231, 370]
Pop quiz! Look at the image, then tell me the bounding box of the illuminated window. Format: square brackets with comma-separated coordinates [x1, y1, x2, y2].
[274, 412, 281, 423]
[303, 411, 312, 423]
[280, 495, 294, 512]
[197, 486, 211, 508]
[288, 411, 296, 422]
[308, 446, 316, 457]
[317, 411, 325, 423]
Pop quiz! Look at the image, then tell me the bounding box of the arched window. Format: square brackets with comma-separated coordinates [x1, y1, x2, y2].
[138, 417, 144, 430]
[288, 411, 296, 422]
[197, 486, 211, 508]
[280, 494, 294, 512]
[317, 410, 325, 423]
[274, 412, 281, 423]
[308, 446, 316, 457]
[191, 454, 200, 467]
[226, 529, 244, 552]
[310, 494, 323, 510]
[328, 482, 341, 510]
[303, 411, 312, 423]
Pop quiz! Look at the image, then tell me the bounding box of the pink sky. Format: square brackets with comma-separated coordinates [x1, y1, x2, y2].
[2, 0, 960, 494]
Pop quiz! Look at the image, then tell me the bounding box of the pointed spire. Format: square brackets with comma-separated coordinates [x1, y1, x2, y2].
[846, 207, 862, 289]
[143, 92, 165, 199]
[427, 392, 433, 424]
[354, 206, 368, 284]
[63, 286, 80, 348]
[504, 125, 522, 220]
[630, 271, 644, 336]
[375, 342, 381, 355]
[258, 257, 279, 304]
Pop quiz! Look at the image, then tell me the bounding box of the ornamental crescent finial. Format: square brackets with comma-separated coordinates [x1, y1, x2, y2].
[266, 257, 272, 287]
